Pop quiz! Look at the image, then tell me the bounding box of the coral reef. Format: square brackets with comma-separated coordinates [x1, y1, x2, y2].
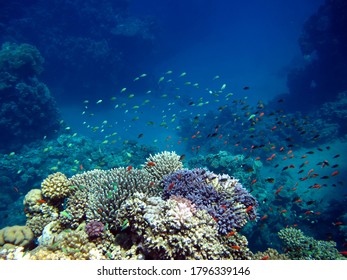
[0, 225, 34, 249]
[162, 168, 258, 234]
[0, 0, 158, 102]
[0, 42, 61, 152]
[284, 0, 347, 111]
[117, 192, 253, 260]
[278, 227, 345, 260]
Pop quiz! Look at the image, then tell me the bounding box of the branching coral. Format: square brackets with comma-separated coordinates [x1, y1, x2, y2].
[117, 192, 253, 260]
[278, 227, 345, 260]
[162, 168, 258, 234]
[69, 167, 161, 230]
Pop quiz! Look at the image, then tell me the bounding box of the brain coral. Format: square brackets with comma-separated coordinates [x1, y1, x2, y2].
[117, 192, 253, 260]
[162, 168, 258, 234]
[41, 172, 71, 200]
[0, 225, 34, 249]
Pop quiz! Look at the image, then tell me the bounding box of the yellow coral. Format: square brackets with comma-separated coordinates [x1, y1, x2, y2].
[142, 151, 183, 181]
[23, 189, 42, 213]
[41, 172, 71, 200]
[0, 225, 34, 249]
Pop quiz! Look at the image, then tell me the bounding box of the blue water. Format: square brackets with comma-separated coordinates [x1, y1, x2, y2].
[1, 0, 346, 258]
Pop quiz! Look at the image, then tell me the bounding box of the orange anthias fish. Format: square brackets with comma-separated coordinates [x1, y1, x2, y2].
[230, 245, 240, 250]
[36, 199, 47, 204]
[260, 215, 268, 221]
[275, 186, 283, 195]
[168, 182, 175, 191]
[309, 184, 321, 189]
[127, 165, 133, 171]
[147, 161, 156, 167]
[245, 205, 253, 213]
[331, 170, 339, 176]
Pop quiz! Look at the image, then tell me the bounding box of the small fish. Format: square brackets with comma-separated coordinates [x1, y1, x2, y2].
[138, 133, 144, 138]
[331, 170, 339, 176]
[179, 72, 187, 77]
[168, 182, 175, 191]
[36, 199, 47, 204]
[333, 154, 340, 158]
[121, 219, 129, 231]
[245, 167, 254, 173]
[307, 151, 315, 154]
[230, 245, 240, 250]
[243, 86, 250, 90]
[306, 200, 316, 205]
[260, 215, 268, 221]
[261, 255, 269, 260]
[309, 184, 321, 189]
[245, 205, 253, 213]
[179, 154, 186, 161]
[127, 166, 133, 171]
[147, 161, 156, 167]
[226, 231, 236, 237]
[265, 177, 275, 183]
[60, 210, 72, 219]
[275, 186, 283, 195]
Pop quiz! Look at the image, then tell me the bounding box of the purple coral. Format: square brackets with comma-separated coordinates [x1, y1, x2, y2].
[85, 220, 104, 238]
[161, 168, 258, 234]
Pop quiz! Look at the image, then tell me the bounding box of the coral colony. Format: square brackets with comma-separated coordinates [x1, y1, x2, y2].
[0, 152, 345, 260]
